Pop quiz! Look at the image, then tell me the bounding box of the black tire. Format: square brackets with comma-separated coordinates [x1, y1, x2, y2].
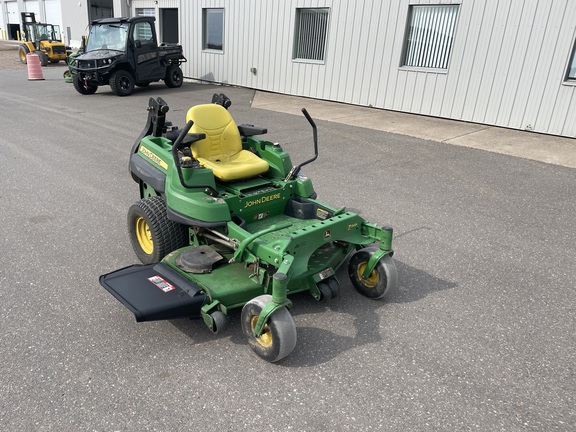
[348, 248, 398, 300]
[327, 278, 340, 299]
[72, 73, 98, 95]
[210, 311, 228, 334]
[110, 70, 135, 96]
[127, 196, 188, 265]
[37, 51, 48, 67]
[241, 295, 297, 362]
[318, 282, 332, 303]
[50, 59, 60, 64]
[164, 64, 183, 88]
[18, 45, 30, 64]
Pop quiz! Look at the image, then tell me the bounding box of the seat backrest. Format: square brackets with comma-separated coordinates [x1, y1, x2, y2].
[185, 104, 242, 161]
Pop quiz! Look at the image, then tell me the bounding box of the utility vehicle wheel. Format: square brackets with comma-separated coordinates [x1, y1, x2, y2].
[73, 74, 98, 95]
[110, 70, 135, 96]
[164, 64, 183, 88]
[50, 59, 60, 64]
[348, 248, 398, 300]
[241, 295, 297, 362]
[127, 196, 188, 265]
[18, 45, 30, 63]
[37, 51, 48, 67]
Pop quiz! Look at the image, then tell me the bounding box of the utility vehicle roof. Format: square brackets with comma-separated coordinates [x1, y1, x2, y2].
[91, 16, 155, 26]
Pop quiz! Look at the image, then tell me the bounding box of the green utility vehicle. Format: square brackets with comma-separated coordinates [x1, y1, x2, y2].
[100, 94, 397, 362]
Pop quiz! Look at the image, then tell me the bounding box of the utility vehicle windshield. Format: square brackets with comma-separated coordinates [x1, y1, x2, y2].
[86, 24, 128, 52]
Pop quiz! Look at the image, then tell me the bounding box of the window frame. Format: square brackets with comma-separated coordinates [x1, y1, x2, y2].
[202, 8, 224, 52]
[401, 4, 460, 71]
[293, 7, 330, 64]
[565, 39, 576, 82]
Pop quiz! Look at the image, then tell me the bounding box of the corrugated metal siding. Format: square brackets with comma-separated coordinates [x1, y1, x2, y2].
[181, 0, 576, 137]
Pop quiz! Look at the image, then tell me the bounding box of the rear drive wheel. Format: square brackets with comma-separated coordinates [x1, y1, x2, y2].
[127, 196, 188, 264]
[73, 73, 98, 95]
[18, 45, 30, 63]
[348, 248, 397, 300]
[164, 64, 183, 88]
[241, 295, 297, 362]
[110, 70, 135, 96]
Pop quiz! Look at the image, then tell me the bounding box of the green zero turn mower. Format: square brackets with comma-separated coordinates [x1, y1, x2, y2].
[100, 94, 398, 362]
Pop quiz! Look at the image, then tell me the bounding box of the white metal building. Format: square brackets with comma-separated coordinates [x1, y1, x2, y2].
[180, 0, 576, 138]
[0, 0, 65, 40]
[0, 0, 173, 46]
[2, 0, 575, 138]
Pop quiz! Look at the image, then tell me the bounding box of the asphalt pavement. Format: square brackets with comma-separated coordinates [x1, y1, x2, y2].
[1, 64, 575, 431]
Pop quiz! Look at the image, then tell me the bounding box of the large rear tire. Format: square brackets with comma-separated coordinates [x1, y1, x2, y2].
[37, 51, 48, 67]
[127, 196, 188, 264]
[18, 45, 30, 64]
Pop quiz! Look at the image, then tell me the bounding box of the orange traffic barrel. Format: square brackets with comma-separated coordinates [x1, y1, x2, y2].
[26, 53, 45, 81]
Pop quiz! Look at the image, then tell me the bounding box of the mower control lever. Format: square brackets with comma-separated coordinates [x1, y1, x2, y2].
[172, 121, 219, 197]
[285, 108, 318, 181]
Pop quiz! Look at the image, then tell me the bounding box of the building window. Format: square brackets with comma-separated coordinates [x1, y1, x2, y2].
[293, 8, 329, 62]
[403, 5, 459, 70]
[136, 8, 155, 17]
[203, 8, 224, 51]
[567, 41, 576, 80]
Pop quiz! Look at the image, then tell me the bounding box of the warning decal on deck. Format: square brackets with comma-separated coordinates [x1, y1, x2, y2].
[148, 275, 176, 293]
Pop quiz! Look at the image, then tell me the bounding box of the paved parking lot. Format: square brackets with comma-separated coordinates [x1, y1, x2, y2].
[1, 63, 575, 431]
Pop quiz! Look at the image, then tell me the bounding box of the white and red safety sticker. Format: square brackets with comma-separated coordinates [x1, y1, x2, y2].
[148, 275, 176, 293]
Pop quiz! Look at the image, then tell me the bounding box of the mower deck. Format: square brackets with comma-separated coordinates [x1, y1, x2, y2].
[99, 262, 205, 322]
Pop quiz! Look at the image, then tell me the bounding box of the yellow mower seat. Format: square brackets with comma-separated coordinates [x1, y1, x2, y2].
[185, 104, 269, 181]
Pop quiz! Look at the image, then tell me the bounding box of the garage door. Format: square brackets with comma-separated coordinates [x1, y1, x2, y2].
[24, 1, 40, 18]
[6, 1, 19, 24]
[45, 0, 63, 29]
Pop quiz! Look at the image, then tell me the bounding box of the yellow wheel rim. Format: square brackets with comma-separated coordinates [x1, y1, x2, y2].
[357, 262, 379, 289]
[251, 316, 273, 348]
[19, 50, 26, 62]
[135, 216, 153, 254]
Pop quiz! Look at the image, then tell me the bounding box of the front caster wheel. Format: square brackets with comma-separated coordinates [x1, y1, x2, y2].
[318, 282, 332, 303]
[348, 248, 397, 300]
[209, 311, 228, 334]
[241, 295, 297, 362]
